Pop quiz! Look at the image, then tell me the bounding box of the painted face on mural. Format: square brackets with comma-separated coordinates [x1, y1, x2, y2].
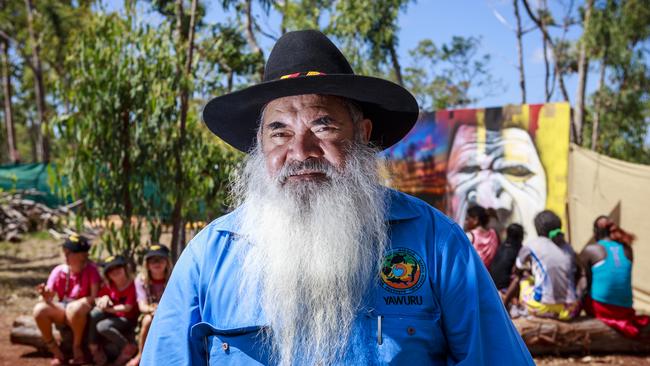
[446, 124, 547, 238]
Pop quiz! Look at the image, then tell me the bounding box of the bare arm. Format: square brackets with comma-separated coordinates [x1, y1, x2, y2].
[138, 300, 157, 314]
[106, 303, 133, 314]
[502, 268, 524, 306]
[85, 281, 99, 306]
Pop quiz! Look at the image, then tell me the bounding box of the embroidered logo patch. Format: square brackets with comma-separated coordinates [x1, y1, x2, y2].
[380, 248, 426, 294]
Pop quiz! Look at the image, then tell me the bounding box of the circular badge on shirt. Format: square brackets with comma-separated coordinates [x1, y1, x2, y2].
[379, 248, 426, 294]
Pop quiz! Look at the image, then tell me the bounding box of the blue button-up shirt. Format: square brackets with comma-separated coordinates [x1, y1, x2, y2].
[141, 189, 533, 365]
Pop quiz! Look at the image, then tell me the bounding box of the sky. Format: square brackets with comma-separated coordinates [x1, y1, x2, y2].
[108, 0, 600, 110]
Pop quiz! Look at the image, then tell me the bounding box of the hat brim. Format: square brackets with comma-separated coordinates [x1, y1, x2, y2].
[144, 251, 169, 260]
[202, 74, 419, 153]
[62, 242, 90, 253]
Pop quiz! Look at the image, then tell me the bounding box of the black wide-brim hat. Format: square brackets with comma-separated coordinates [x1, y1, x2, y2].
[202, 30, 419, 153]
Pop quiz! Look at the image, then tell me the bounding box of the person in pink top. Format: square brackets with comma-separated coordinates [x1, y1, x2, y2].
[127, 244, 173, 366]
[464, 205, 500, 268]
[32, 234, 101, 365]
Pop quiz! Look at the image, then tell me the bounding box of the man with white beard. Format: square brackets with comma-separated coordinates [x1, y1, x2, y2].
[142, 30, 534, 365]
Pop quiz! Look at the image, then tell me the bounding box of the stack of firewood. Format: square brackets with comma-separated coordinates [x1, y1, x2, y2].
[0, 190, 81, 242]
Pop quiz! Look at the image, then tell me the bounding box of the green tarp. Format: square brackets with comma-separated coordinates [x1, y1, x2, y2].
[0, 163, 69, 207]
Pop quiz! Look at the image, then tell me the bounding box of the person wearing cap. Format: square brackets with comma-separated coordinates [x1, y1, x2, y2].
[88, 255, 139, 365]
[126, 244, 173, 366]
[142, 30, 533, 365]
[33, 234, 101, 365]
[506, 210, 586, 320]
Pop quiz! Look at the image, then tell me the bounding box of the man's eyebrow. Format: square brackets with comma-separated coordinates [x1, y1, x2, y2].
[266, 121, 287, 130]
[309, 116, 335, 126]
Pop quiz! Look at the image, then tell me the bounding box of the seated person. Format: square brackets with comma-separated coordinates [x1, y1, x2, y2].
[506, 210, 585, 320]
[464, 205, 500, 268]
[127, 244, 173, 366]
[89, 255, 139, 365]
[579, 216, 649, 337]
[32, 234, 100, 365]
[489, 223, 524, 296]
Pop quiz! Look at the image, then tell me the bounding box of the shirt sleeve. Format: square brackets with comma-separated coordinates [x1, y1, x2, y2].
[125, 283, 138, 306]
[515, 245, 532, 270]
[435, 222, 534, 365]
[141, 239, 204, 366]
[98, 285, 110, 298]
[135, 277, 147, 303]
[46, 265, 63, 300]
[88, 263, 102, 285]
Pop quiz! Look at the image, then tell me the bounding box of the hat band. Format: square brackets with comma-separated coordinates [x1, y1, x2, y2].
[279, 71, 326, 80]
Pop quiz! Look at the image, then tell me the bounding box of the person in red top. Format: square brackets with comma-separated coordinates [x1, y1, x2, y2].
[32, 234, 101, 365]
[88, 255, 139, 366]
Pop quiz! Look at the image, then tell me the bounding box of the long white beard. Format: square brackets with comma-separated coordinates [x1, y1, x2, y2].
[233, 142, 388, 365]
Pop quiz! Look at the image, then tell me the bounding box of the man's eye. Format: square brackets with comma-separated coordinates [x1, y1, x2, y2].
[499, 165, 533, 178]
[458, 165, 481, 174]
[314, 127, 334, 133]
[271, 132, 289, 138]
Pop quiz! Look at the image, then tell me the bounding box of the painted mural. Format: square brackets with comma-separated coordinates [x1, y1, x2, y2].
[382, 103, 570, 238]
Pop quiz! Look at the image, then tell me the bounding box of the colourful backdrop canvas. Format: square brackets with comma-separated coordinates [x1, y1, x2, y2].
[382, 103, 570, 238]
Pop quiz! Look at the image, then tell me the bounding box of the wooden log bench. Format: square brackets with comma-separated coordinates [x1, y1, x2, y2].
[513, 316, 650, 356]
[11, 315, 127, 359]
[10, 315, 64, 353]
[11, 315, 650, 356]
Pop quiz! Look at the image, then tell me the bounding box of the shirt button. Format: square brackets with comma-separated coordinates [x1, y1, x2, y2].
[222, 342, 229, 351]
[407, 326, 416, 336]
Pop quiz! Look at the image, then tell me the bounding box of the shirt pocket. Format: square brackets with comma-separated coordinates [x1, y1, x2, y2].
[190, 322, 271, 366]
[367, 312, 447, 365]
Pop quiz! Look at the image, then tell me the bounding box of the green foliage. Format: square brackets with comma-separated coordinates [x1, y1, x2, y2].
[404, 36, 498, 110]
[55, 12, 242, 256]
[580, 0, 650, 163]
[325, 0, 409, 79]
[197, 23, 262, 94]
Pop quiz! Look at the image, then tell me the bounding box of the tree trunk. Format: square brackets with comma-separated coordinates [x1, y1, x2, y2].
[120, 103, 133, 246]
[24, 0, 49, 162]
[243, 0, 265, 80]
[542, 38, 551, 101]
[1, 38, 18, 163]
[387, 40, 404, 86]
[170, 0, 198, 261]
[591, 55, 606, 151]
[513, 0, 526, 104]
[522, 0, 570, 102]
[574, 0, 593, 146]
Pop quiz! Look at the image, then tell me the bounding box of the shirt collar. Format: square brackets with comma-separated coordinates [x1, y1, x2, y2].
[385, 188, 422, 222]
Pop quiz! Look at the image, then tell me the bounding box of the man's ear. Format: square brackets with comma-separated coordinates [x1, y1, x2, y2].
[360, 118, 372, 143]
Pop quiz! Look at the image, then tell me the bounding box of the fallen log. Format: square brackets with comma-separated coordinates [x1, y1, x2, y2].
[513, 316, 650, 356]
[12, 314, 650, 356]
[10, 315, 58, 352]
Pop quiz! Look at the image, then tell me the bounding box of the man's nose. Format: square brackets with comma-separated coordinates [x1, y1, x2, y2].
[287, 132, 323, 161]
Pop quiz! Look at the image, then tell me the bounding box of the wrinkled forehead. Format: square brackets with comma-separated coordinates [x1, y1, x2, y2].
[450, 125, 538, 154]
[262, 94, 347, 119]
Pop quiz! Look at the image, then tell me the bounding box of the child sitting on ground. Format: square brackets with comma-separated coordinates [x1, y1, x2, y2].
[127, 244, 173, 366]
[89, 255, 139, 365]
[33, 234, 100, 365]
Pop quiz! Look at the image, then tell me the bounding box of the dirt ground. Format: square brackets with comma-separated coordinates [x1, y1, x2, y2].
[1, 234, 649, 366]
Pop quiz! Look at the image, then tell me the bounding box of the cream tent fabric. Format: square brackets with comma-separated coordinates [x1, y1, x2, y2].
[568, 144, 650, 313]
